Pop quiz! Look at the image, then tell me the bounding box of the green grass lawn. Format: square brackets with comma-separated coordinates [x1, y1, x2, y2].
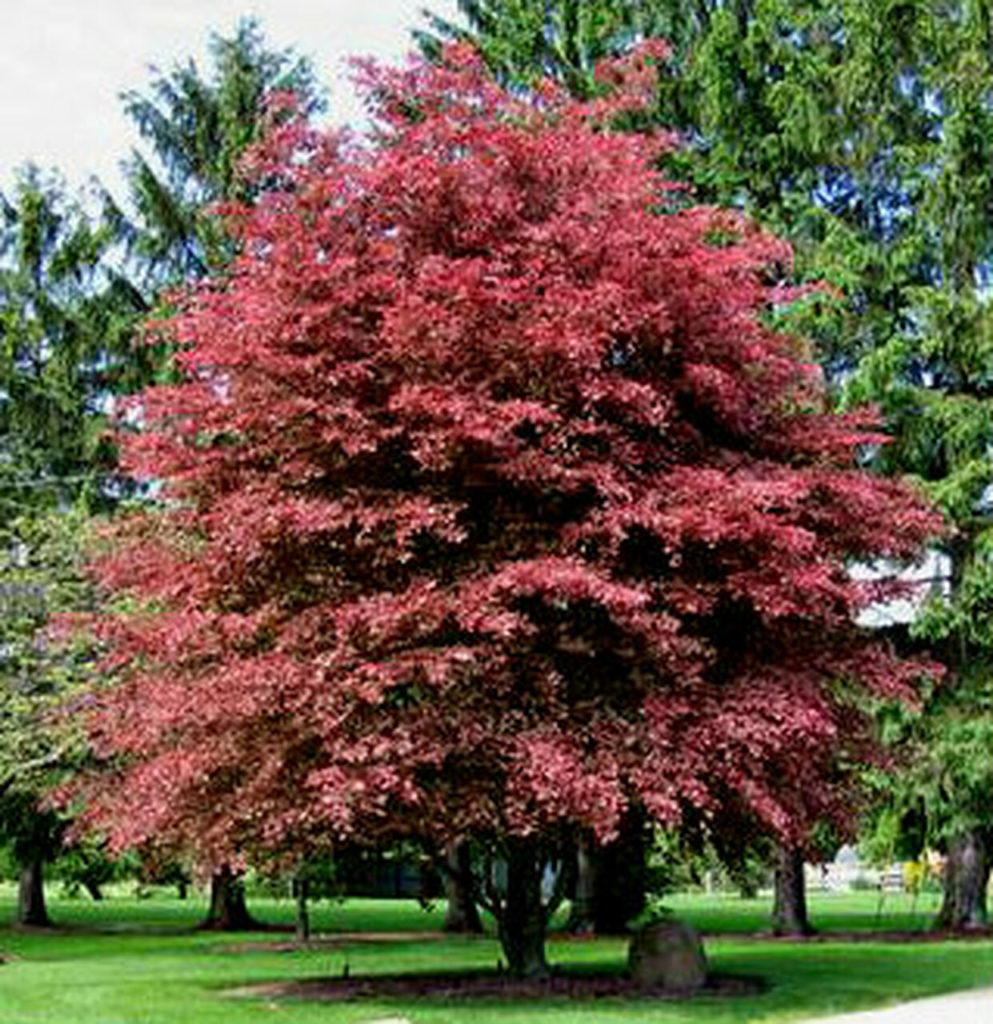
[666, 888, 947, 935]
[0, 888, 990, 1024]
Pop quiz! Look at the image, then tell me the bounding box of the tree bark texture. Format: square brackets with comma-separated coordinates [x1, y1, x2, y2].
[567, 836, 596, 934]
[442, 840, 483, 933]
[498, 838, 549, 978]
[200, 866, 258, 931]
[16, 858, 50, 927]
[772, 845, 815, 936]
[935, 831, 989, 932]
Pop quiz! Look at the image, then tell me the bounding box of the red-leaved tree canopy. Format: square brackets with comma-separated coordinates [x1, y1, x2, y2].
[78, 45, 938, 975]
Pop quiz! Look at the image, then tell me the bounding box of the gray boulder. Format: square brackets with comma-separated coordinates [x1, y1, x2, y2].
[627, 918, 708, 990]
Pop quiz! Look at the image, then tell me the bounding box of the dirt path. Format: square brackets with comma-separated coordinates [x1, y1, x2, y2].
[799, 986, 993, 1024]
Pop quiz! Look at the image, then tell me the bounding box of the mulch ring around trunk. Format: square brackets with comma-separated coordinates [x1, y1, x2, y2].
[226, 971, 765, 1002]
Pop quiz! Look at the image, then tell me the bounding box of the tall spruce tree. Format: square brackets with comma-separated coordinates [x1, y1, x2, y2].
[845, 0, 993, 928]
[111, 18, 324, 292]
[0, 167, 134, 925]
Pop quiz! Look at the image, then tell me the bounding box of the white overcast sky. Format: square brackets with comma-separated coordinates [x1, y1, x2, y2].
[0, 0, 458, 194]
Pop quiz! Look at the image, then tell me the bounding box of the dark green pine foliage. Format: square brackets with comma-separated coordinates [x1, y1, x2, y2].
[0, 167, 143, 505]
[418, 0, 993, 927]
[0, 170, 128, 925]
[415, 2, 806, 135]
[111, 18, 324, 291]
[415, 0, 653, 97]
[848, 1, 993, 929]
[0, 506, 96, 924]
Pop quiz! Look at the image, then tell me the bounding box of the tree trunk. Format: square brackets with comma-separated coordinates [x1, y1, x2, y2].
[591, 811, 648, 934]
[497, 838, 549, 978]
[772, 845, 814, 936]
[83, 879, 103, 901]
[443, 841, 483, 933]
[294, 870, 311, 943]
[200, 866, 259, 931]
[935, 831, 989, 932]
[567, 836, 595, 934]
[16, 858, 50, 927]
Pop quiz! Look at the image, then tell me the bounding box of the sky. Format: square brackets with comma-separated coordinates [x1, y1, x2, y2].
[0, 0, 458, 194]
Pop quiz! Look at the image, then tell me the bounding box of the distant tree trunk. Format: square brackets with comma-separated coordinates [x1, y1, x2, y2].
[83, 879, 103, 901]
[200, 866, 258, 931]
[591, 811, 648, 934]
[733, 865, 760, 900]
[443, 841, 483, 933]
[294, 870, 311, 942]
[567, 836, 596, 934]
[16, 858, 50, 927]
[772, 845, 814, 936]
[497, 837, 549, 978]
[935, 832, 989, 932]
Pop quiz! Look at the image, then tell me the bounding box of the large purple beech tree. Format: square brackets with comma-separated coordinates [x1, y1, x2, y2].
[74, 46, 939, 976]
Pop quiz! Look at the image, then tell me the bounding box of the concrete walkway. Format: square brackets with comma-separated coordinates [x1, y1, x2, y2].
[799, 986, 993, 1024]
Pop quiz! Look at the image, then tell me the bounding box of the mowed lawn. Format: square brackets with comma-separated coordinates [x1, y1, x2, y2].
[1, 887, 991, 1024]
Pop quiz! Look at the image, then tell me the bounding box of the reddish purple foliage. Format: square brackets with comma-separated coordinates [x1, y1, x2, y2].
[77, 46, 939, 867]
